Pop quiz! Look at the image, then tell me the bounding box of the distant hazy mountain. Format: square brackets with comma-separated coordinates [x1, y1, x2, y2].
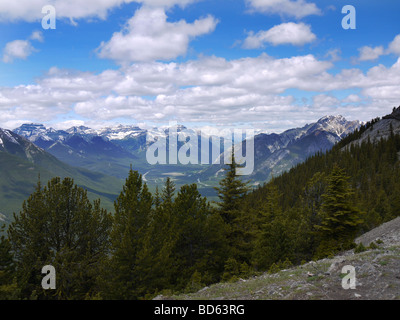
[248, 115, 361, 180]
[13, 123, 214, 181]
[0, 128, 123, 219]
[12, 115, 361, 199]
[14, 123, 137, 178]
[198, 115, 361, 183]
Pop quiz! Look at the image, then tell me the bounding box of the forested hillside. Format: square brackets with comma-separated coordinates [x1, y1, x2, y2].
[1, 108, 400, 300]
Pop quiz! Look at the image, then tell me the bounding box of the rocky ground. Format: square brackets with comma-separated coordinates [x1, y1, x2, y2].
[160, 217, 400, 300]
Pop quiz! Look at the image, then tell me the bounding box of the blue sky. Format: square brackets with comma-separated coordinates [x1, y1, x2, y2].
[0, 0, 399, 132]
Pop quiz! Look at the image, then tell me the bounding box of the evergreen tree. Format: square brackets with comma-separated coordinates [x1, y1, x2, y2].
[252, 184, 295, 270]
[172, 184, 214, 290]
[162, 177, 176, 205]
[314, 165, 364, 258]
[214, 151, 250, 267]
[0, 225, 19, 299]
[0, 225, 13, 283]
[102, 169, 153, 299]
[7, 177, 111, 300]
[136, 177, 177, 296]
[214, 152, 250, 225]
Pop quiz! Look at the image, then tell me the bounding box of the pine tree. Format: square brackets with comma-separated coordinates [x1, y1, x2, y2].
[136, 177, 177, 295]
[0, 225, 14, 284]
[172, 184, 212, 290]
[0, 225, 19, 299]
[315, 165, 364, 258]
[252, 183, 295, 270]
[7, 177, 111, 300]
[102, 169, 153, 299]
[214, 151, 251, 267]
[214, 152, 250, 225]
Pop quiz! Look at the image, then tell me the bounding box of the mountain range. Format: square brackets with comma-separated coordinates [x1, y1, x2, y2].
[0, 115, 361, 220]
[0, 128, 124, 221]
[199, 115, 361, 182]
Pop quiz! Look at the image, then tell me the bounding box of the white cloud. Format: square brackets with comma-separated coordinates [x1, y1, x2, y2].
[342, 94, 362, 103]
[325, 48, 341, 62]
[52, 120, 86, 130]
[246, 0, 321, 19]
[358, 46, 384, 61]
[312, 94, 340, 109]
[136, 0, 199, 7]
[97, 7, 218, 63]
[2, 40, 35, 63]
[0, 0, 128, 22]
[356, 34, 400, 62]
[243, 22, 316, 49]
[387, 35, 400, 55]
[1, 54, 400, 131]
[0, 0, 200, 22]
[2, 31, 44, 63]
[30, 31, 44, 42]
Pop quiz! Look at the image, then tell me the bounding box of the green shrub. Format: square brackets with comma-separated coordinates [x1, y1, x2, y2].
[354, 243, 367, 253]
[268, 263, 281, 274]
[368, 242, 379, 249]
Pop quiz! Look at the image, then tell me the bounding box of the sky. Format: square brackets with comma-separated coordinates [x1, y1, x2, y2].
[0, 0, 399, 133]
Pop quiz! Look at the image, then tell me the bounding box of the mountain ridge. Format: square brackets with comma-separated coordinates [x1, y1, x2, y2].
[11, 115, 361, 199]
[199, 115, 361, 182]
[0, 128, 124, 220]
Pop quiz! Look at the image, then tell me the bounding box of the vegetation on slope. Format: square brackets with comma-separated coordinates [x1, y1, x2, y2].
[1, 109, 400, 299]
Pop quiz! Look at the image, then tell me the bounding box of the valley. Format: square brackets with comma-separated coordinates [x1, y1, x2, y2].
[0, 115, 362, 221]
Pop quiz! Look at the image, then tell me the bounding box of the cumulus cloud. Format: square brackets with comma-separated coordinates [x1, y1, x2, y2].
[0, 0, 200, 22]
[324, 48, 341, 62]
[30, 31, 44, 42]
[136, 0, 200, 7]
[312, 94, 340, 109]
[2, 31, 44, 63]
[358, 46, 384, 61]
[1, 53, 400, 130]
[342, 94, 362, 103]
[246, 0, 321, 19]
[0, 0, 127, 22]
[243, 22, 316, 49]
[387, 35, 400, 55]
[356, 34, 400, 62]
[2, 40, 35, 63]
[97, 7, 218, 63]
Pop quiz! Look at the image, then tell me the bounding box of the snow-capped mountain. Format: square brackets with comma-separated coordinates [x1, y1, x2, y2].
[13, 115, 361, 185]
[0, 127, 49, 161]
[199, 115, 361, 182]
[13, 124, 135, 178]
[247, 115, 361, 180]
[0, 127, 125, 220]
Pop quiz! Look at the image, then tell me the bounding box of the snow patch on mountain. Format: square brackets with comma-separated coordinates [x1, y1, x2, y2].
[0, 129, 20, 145]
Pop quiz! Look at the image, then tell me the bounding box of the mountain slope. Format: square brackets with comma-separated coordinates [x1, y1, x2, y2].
[198, 115, 361, 183]
[14, 124, 136, 179]
[0, 129, 123, 219]
[12, 116, 361, 201]
[250, 115, 360, 180]
[167, 217, 400, 300]
[13, 123, 216, 193]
